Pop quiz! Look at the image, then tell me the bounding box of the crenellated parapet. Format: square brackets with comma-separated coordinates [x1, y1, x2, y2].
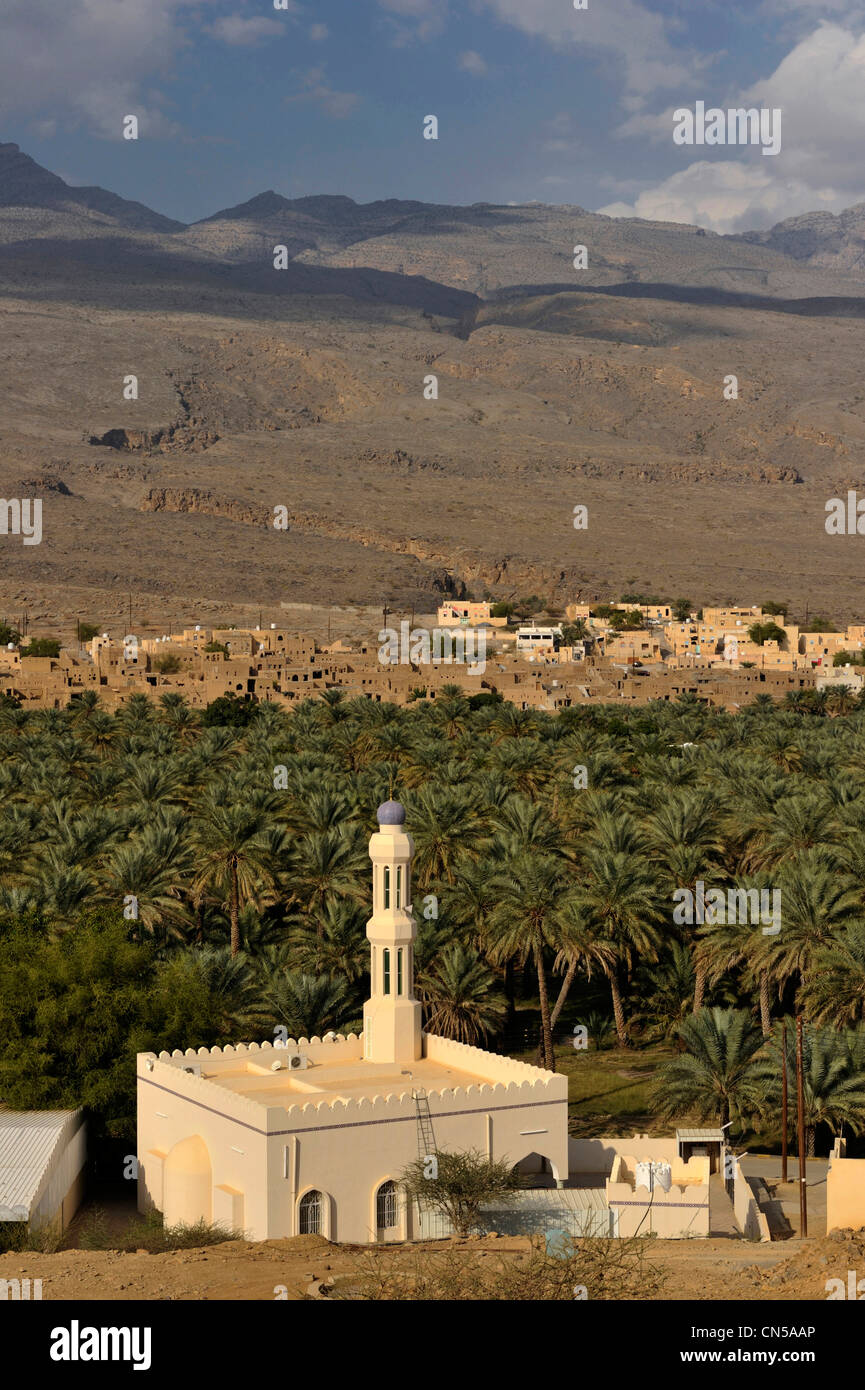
[137, 1050, 266, 1126]
[264, 1072, 567, 1134]
[424, 1031, 569, 1096]
[147, 1033, 362, 1060]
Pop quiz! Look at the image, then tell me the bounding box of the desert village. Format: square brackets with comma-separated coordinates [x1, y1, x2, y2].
[2, 600, 865, 716]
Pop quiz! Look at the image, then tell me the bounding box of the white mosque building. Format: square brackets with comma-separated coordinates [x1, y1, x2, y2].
[137, 801, 569, 1244]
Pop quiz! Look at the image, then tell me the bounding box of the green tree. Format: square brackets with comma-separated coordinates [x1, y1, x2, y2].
[748, 622, 786, 647]
[21, 638, 61, 658]
[154, 653, 182, 674]
[260, 969, 353, 1037]
[0, 913, 217, 1137]
[399, 1149, 523, 1237]
[417, 943, 506, 1045]
[574, 847, 663, 1046]
[653, 1007, 767, 1128]
[192, 800, 276, 956]
[487, 853, 568, 1070]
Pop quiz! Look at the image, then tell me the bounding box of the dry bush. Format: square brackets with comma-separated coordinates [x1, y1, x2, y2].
[336, 1234, 665, 1301]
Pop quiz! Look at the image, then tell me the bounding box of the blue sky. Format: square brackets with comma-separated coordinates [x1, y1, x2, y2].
[4, 0, 865, 231]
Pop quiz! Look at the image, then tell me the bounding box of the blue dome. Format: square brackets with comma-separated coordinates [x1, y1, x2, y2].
[377, 800, 406, 825]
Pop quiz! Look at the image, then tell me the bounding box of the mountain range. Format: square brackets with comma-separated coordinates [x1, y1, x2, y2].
[2, 138, 865, 647]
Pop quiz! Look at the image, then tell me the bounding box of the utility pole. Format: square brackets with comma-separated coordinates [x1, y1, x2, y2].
[781, 1016, 788, 1184]
[796, 1014, 808, 1237]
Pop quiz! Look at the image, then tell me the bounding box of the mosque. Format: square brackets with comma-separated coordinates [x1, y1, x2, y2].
[137, 801, 569, 1243]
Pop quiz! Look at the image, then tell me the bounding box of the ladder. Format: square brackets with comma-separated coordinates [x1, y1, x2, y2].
[412, 1088, 438, 1232]
[412, 1088, 437, 1162]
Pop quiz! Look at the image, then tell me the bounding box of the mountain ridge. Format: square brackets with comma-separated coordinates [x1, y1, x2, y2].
[5, 137, 865, 293]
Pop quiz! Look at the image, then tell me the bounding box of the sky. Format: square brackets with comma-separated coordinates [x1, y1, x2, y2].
[3, 0, 865, 231]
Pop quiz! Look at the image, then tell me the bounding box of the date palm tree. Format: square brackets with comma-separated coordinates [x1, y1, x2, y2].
[417, 943, 506, 1045]
[755, 854, 862, 999]
[632, 942, 697, 1041]
[191, 798, 277, 956]
[404, 785, 487, 888]
[285, 899, 369, 982]
[653, 1007, 767, 1129]
[97, 820, 193, 940]
[754, 1022, 865, 1155]
[486, 853, 568, 1070]
[801, 923, 865, 1025]
[259, 968, 354, 1038]
[282, 825, 367, 933]
[574, 846, 663, 1046]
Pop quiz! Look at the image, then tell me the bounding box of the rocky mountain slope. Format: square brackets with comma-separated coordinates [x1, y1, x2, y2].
[737, 205, 865, 280]
[3, 141, 865, 635]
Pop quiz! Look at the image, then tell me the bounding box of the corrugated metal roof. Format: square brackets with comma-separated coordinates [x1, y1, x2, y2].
[514, 1185, 608, 1213]
[0, 1110, 80, 1221]
[676, 1128, 724, 1142]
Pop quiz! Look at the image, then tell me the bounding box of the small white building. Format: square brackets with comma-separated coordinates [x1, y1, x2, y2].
[137, 801, 569, 1244]
[516, 624, 563, 657]
[0, 1109, 86, 1230]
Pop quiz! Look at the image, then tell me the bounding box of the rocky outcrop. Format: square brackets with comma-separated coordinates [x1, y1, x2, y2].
[88, 425, 219, 453]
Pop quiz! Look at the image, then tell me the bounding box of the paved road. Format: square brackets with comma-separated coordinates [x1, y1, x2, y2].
[740, 1153, 827, 1238]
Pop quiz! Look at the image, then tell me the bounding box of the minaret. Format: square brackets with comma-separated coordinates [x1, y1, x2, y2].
[363, 801, 422, 1064]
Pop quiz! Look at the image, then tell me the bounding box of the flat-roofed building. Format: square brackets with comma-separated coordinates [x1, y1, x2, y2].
[137, 802, 568, 1243]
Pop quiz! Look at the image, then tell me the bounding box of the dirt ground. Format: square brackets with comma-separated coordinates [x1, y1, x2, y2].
[3, 1226, 863, 1302]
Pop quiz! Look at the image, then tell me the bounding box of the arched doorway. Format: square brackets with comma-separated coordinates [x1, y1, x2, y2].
[163, 1136, 212, 1227]
[375, 1179, 401, 1242]
[298, 1189, 324, 1235]
[512, 1151, 559, 1189]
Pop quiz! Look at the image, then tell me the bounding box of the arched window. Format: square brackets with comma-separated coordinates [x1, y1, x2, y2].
[395, 866, 401, 908]
[383, 865, 391, 909]
[397, 948, 404, 996]
[382, 948, 391, 995]
[376, 1180, 398, 1230]
[299, 1190, 322, 1235]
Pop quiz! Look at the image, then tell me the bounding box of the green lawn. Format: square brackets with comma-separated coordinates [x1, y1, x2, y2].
[512, 1039, 678, 1137]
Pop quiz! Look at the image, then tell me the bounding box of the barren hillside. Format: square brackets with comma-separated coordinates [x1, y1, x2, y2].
[2, 144, 865, 636]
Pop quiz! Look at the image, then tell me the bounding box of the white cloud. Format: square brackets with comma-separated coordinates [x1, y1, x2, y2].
[209, 15, 287, 46]
[738, 23, 865, 188]
[608, 22, 865, 229]
[597, 160, 850, 233]
[286, 67, 360, 119]
[376, 0, 449, 43]
[475, 0, 691, 103]
[458, 50, 488, 75]
[0, 0, 193, 138]
[309, 23, 329, 41]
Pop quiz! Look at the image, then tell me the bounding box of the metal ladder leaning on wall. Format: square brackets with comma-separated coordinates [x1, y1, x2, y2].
[412, 1088, 440, 1235]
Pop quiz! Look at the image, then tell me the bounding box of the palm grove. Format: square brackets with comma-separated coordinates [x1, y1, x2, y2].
[1, 684, 864, 1157]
